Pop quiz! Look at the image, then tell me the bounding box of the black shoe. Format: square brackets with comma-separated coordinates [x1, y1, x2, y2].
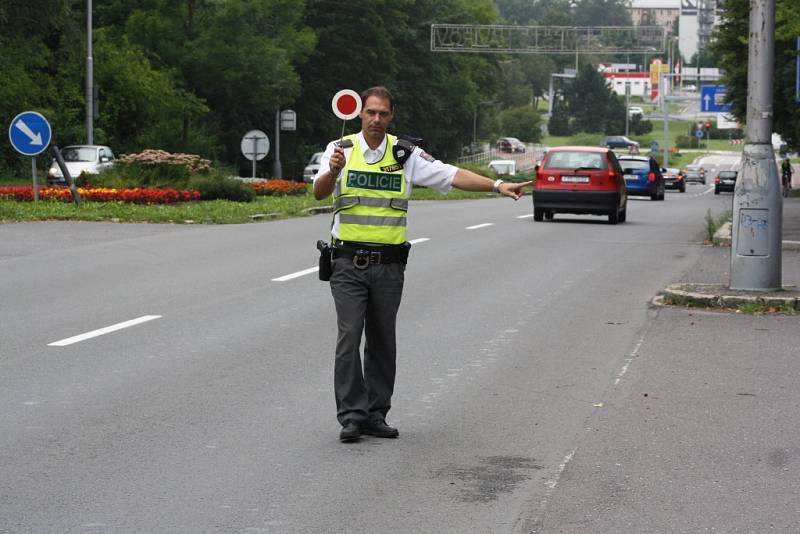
[339, 422, 362, 442]
[363, 419, 399, 438]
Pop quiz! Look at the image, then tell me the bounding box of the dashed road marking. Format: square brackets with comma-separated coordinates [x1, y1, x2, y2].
[48, 315, 162, 346]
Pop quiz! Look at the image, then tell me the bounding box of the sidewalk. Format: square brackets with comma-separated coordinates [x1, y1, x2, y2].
[661, 196, 800, 312]
[528, 200, 800, 533]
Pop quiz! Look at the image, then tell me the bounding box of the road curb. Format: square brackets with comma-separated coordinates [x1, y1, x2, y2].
[659, 283, 800, 312]
[712, 221, 800, 250]
[303, 205, 334, 215]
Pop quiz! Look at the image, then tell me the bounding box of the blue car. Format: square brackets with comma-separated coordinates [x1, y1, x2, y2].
[618, 156, 665, 201]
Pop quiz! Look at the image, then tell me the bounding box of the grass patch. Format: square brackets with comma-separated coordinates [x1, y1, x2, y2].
[0, 184, 496, 224]
[736, 301, 798, 315]
[704, 209, 732, 243]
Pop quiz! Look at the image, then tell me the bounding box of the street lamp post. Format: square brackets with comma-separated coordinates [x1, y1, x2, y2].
[730, 0, 782, 290]
[472, 100, 494, 147]
[86, 0, 94, 145]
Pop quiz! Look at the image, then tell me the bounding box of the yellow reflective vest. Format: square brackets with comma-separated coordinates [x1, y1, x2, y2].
[333, 133, 409, 244]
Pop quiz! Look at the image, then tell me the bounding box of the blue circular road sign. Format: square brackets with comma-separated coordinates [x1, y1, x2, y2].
[8, 111, 52, 156]
[695, 130, 704, 139]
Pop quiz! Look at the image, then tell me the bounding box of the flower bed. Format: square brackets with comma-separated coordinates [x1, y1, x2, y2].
[118, 149, 212, 174]
[0, 186, 200, 204]
[249, 179, 308, 196]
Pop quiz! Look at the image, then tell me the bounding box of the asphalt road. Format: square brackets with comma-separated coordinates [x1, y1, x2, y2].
[1, 178, 736, 533]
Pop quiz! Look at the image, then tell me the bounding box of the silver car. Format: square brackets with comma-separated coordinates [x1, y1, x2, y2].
[302, 151, 323, 183]
[48, 145, 115, 184]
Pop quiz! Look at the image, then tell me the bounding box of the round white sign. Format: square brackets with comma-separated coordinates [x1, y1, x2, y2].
[241, 130, 270, 161]
[331, 89, 362, 121]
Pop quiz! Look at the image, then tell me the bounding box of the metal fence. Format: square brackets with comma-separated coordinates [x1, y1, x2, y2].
[454, 145, 545, 171]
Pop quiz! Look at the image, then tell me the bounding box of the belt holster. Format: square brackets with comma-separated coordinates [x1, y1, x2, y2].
[316, 240, 332, 281]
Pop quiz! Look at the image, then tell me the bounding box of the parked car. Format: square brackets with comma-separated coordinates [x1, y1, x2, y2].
[47, 145, 115, 185]
[618, 156, 665, 201]
[680, 164, 706, 184]
[662, 167, 685, 193]
[628, 106, 644, 117]
[302, 151, 323, 183]
[602, 135, 640, 150]
[715, 169, 738, 194]
[533, 146, 627, 224]
[496, 137, 526, 153]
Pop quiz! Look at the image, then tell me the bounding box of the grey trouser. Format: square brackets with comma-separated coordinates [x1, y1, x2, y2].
[330, 256, 405, 426]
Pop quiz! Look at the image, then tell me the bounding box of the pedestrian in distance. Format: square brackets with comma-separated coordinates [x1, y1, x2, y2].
[313, 86, 531, 443]
[781, 158, 793, 198]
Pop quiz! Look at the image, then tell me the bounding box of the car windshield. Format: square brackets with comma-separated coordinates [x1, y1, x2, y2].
[619, 159, 649, 171]
[62, 147, 97, 162]
[310, 153, 322, 164]
[545, 152, 605, 170]
[719, 171, 737, 178]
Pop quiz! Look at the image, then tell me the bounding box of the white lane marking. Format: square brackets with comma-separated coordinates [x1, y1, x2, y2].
[48, 315, 162, 347]
[272, 266, 319, 282]
[273, 239, 431, 282]
[544, 449, 576, 489]
[517, 214, 533, 219]
[466, 223, 493, 230]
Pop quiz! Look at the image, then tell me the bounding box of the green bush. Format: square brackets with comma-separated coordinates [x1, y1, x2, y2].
[189, 175, 255, 202]
[630, 116, 653, 135]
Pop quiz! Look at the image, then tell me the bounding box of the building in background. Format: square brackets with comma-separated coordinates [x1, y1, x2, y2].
[630, 0, 679, 33]
[630, 0, 723, 65]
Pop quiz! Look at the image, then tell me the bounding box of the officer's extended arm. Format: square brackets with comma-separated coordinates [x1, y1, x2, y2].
[452, 168, 531, 201]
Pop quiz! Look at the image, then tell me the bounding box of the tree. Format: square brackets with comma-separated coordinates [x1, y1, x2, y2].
[568, 63, 624, 134]
[710, 0, 800, 150]
[548, 97, 571, 136]
[498, 106, 543, 142]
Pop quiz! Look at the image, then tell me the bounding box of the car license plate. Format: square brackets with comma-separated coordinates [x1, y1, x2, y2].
[723, 179, 734, 185]
[561, 175, 589, 183]
[624, 174, 637, 181]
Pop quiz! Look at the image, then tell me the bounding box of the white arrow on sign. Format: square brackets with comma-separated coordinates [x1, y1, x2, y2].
[702, 94, 711, 112]
[14, 119, 43, 145]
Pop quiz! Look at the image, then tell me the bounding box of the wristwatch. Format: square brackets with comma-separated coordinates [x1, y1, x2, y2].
[493, 179, 504, 193]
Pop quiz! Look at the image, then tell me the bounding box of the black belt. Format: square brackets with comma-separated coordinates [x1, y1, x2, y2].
[332, 241, 410, 268]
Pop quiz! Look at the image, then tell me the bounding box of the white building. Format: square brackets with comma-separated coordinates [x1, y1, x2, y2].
[630, 0, 721, 65]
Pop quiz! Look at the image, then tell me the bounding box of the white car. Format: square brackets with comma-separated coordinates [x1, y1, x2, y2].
[628, 106, 644, 117]
[48, 145, 115, 184]
[302, 152, 323, 183]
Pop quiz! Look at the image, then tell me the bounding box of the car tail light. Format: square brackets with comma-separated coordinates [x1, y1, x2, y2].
[677, 175, 684, 181]
[648, 172, 656, 182]
[715, 177, 721, 185]
[608, 171, 616, 178]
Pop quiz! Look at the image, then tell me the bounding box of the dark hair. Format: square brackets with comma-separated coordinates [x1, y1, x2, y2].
[361, 86, 394, 112]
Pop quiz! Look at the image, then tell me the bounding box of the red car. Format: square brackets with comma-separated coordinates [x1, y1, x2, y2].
[533, 146, 628, 224]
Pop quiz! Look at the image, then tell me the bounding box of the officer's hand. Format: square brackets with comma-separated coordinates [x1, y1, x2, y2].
[499, 180, 532, 201]
[329, 146, 346, 176]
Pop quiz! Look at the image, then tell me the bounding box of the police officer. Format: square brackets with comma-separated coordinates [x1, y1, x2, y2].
[314, 86, 530, 442]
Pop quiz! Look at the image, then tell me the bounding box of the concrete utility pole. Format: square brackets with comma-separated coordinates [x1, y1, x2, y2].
[86, 0, 94, 145]
[730, 0, 782, 290]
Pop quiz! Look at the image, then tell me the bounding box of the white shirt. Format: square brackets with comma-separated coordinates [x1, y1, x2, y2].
[314, 132, 458, 240]
[314, 131, 457, 193]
